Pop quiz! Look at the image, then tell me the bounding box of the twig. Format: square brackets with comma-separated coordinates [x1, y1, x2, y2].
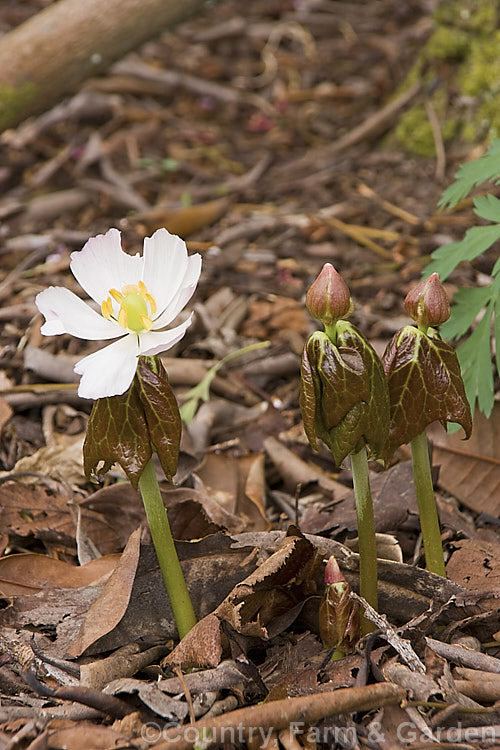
[350, 592, 426, 673]
[426, 638, 500, 674]
[424, 98, 446, 181]
[152, 683, 406, 750]
[277, 81, 421, 175]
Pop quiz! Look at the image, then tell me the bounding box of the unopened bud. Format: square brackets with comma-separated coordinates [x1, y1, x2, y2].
[324, 555, 344, 586]
[306, 263, 352, 325]
[319, 555, 360, 653]
[404, 273, 450, 328]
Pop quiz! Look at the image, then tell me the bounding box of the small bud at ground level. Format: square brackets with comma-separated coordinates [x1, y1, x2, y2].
[404, 273, 450, 329]
[319, 555, 360, 653]
[306, 263, 352, 325]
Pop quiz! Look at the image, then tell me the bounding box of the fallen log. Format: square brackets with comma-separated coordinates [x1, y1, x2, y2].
[0, 0, 211, 132]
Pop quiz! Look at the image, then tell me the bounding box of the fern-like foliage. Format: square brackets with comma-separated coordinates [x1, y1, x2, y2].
[424, 139, 500, 419]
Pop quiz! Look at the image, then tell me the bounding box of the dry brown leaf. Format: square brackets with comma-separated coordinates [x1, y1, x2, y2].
[0, 396, 13, 438]
[0, 551, 118, 596]
[0, 433, 85, 485]
[45, 723, 130, 750]
[136, 198, 229, 236]
[69, 527, 142, 657]
[0, 481, 126, 557]
[196, 452, 270, 531]
[428, 403, 500, 515]
[215, 529, 316, 638]
[163, 613, 223, 670]
[241, 296, 309, 352]
[447, 538, 500, 591]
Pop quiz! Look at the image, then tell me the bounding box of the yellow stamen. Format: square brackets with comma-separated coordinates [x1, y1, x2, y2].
[102, 280, 157, 332]
[101, 297, 113, 319]
[140, 314, 153, 331]
[109, 288, 124, 303]
[123, 284, 139, 295]
[118, 307, 128, 328]
[145, 292, 157, 315]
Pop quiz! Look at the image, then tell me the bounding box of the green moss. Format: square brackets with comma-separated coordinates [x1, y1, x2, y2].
[458, 32, 500, 95]
[395, 91, 456, 157]
[396, 106, 436, 157]
[434, 0, 497, 32]
[426, 26, 469, 61]
[0, 82, 39, 132]
[395, 0, 500, 155]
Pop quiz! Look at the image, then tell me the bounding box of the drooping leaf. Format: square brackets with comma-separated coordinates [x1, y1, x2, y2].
[336, 321, 390, 459]
[83, 385, 151, 489]
[382, 326, 472, 461]
[136, 357, 181, 483]
[300, 325, 389, 465]
[300, 331, 369, 464]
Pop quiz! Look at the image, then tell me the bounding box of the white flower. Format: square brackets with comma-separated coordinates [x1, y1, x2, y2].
[36, 228, 201, 400]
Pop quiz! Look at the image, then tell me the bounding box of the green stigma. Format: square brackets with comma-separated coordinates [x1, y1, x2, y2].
[119, 293, 150, 332]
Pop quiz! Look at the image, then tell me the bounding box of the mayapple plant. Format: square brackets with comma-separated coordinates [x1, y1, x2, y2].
[319, 556, 360, 660]
[382, 273, 472, 577]
[300, 264, 389, 627]
[36, 228, 201, 639]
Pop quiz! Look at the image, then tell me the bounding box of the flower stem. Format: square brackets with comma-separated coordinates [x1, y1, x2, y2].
[138, 459, 197, 639]
[410, 431, 446, 577]
[350, 445, 377, 634]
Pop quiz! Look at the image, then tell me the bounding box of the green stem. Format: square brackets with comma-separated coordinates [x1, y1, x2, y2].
[410, 431, 446, 577]
[138, 459, 197, 639]
[350, 445, 378, 634]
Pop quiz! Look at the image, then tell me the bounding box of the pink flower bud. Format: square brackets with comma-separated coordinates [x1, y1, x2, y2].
[404, 273, 450, 328]
[306, 264, 352, 325]
[324, 555, 344, 586]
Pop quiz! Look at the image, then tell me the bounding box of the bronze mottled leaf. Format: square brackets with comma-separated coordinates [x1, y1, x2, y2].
[299, 328, 389, 465]
[382, 325, 472, 461]
[336, 321, 390, 459]
[136, 356, 181, 483]
[83, 385, 151, 489]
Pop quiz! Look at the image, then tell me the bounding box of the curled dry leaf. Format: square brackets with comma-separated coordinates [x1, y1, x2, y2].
[0, 551, 118, 597]
[195, 452, 270, 532]
[69, 527, 142, 656]
[427, 402, 500, 516]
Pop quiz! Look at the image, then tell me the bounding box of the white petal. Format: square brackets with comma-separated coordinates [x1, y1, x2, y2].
[74, 334, 139, 399]
[70, 228, 143, 305]
[152, 253, 202, 329]
[36, 287, 120, 339]
[138, 315, 193, 357]
[142, 229, 189, 314]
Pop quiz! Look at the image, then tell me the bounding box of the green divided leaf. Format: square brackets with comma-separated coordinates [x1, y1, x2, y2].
[473, 193, 500, 223]
[438, 139, 500, 210]
[455, 303, 495, 418]
[423, 142, 500, 422]
[440, 286, 493, 340]
[425, 224, 500, 281]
